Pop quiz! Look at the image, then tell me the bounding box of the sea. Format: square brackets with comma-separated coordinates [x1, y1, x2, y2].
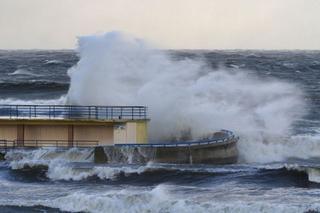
[0, 49, 320, 213]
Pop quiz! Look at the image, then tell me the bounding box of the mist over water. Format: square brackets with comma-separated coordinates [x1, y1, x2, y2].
[67, 32, 306, 163]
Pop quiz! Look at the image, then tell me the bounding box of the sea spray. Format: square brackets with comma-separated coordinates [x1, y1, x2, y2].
[66, 31, 307, 163]
[6, 148, 94, 169]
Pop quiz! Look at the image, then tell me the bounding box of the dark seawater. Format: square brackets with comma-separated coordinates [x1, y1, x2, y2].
[0, 50, 320, 212]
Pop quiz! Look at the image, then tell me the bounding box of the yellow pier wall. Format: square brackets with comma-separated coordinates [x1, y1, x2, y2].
[24, 125, 68, 141]
[0, 119, 148, 147]
[73, 125, 113, 145]
[113, 121, 148, 144]
[0, 125, 17, 141]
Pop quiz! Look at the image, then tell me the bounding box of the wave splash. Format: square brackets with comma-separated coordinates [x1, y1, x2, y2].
[65, 31, 309, 163]
[5, 148, 93, 169]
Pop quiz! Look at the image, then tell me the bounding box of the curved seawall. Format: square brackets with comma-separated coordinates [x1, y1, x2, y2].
[95, 131, 238, 165]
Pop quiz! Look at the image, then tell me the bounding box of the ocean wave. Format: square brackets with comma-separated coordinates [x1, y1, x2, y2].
[44, 60, 63, 65]
[0, 205, 67, 213]
[4, 148, 256, 181]
[284, 163, 320, 184]
[6, 148, 94, 170]
[0, 81, 69, 91]
[237, 134, 320, 163]
[47, 164, 148, 181]
[1, 184, 319, 213]
[5, 148, 320, 184]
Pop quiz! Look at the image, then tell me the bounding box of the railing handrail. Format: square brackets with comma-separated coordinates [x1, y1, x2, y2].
[0, 104, 146, 108]
[115, 130, 238, 148]
[0, 139, 99, 149]
[0, 104, 148, 120]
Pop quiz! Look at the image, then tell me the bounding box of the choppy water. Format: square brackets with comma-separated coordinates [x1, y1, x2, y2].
[0, 50, 320, 212]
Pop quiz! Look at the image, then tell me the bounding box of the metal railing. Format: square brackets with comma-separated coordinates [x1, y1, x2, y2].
[115, 130, 239, 148]
[0, 139, 99, 150]
[0, 105, 147, 120]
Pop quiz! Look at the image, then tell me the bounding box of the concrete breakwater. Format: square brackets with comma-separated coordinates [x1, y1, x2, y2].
[95, 133, 238, 165]
[1, 131, 239, 165]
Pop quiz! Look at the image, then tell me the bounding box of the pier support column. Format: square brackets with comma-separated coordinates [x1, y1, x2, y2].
[17, 125, 24, 147]
[68, 125, 74, 147]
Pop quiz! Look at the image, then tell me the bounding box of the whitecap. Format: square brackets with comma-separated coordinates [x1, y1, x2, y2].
[9, 69, 43, 77]
[44, 60, 63, 65]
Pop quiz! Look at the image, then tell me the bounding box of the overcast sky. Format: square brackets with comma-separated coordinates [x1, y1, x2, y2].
[0, 0, 319, 49]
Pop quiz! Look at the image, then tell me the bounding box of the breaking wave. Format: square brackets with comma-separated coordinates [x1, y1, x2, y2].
[6, 148, 94, 170]
[66, 31, 308, 163]
[4, 148, 320, 184]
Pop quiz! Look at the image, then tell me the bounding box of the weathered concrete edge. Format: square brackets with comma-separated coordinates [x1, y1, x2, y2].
[94, 139, 238, 165]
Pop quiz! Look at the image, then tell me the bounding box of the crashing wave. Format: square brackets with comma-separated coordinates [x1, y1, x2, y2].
[66, 31, 308, 163]
[6, 148, 94, 170]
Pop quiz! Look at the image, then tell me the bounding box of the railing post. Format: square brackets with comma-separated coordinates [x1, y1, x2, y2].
[144, 107, 147, 119]
[111, 107, 113, 119]
[132, 107, 134, 120]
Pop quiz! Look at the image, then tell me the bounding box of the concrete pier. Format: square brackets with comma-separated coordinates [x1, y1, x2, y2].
[0, 105, 148, 148]
[0, 105, 239, 165]
[94, 133, 238, 165]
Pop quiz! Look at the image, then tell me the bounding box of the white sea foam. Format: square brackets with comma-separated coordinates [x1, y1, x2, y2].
[9, 69, 43, 77]
[6, 147, 93, 170]
[65, 31, 311, 163]
[27, 185, 320, 213]
[5, 148, 149, 181]
[44, 59, 63, 65]
[47, 164, 148, 181]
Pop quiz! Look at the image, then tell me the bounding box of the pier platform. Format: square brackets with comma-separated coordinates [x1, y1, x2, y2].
[0, 105, 239, 165]
[0, 104, 148, 148]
